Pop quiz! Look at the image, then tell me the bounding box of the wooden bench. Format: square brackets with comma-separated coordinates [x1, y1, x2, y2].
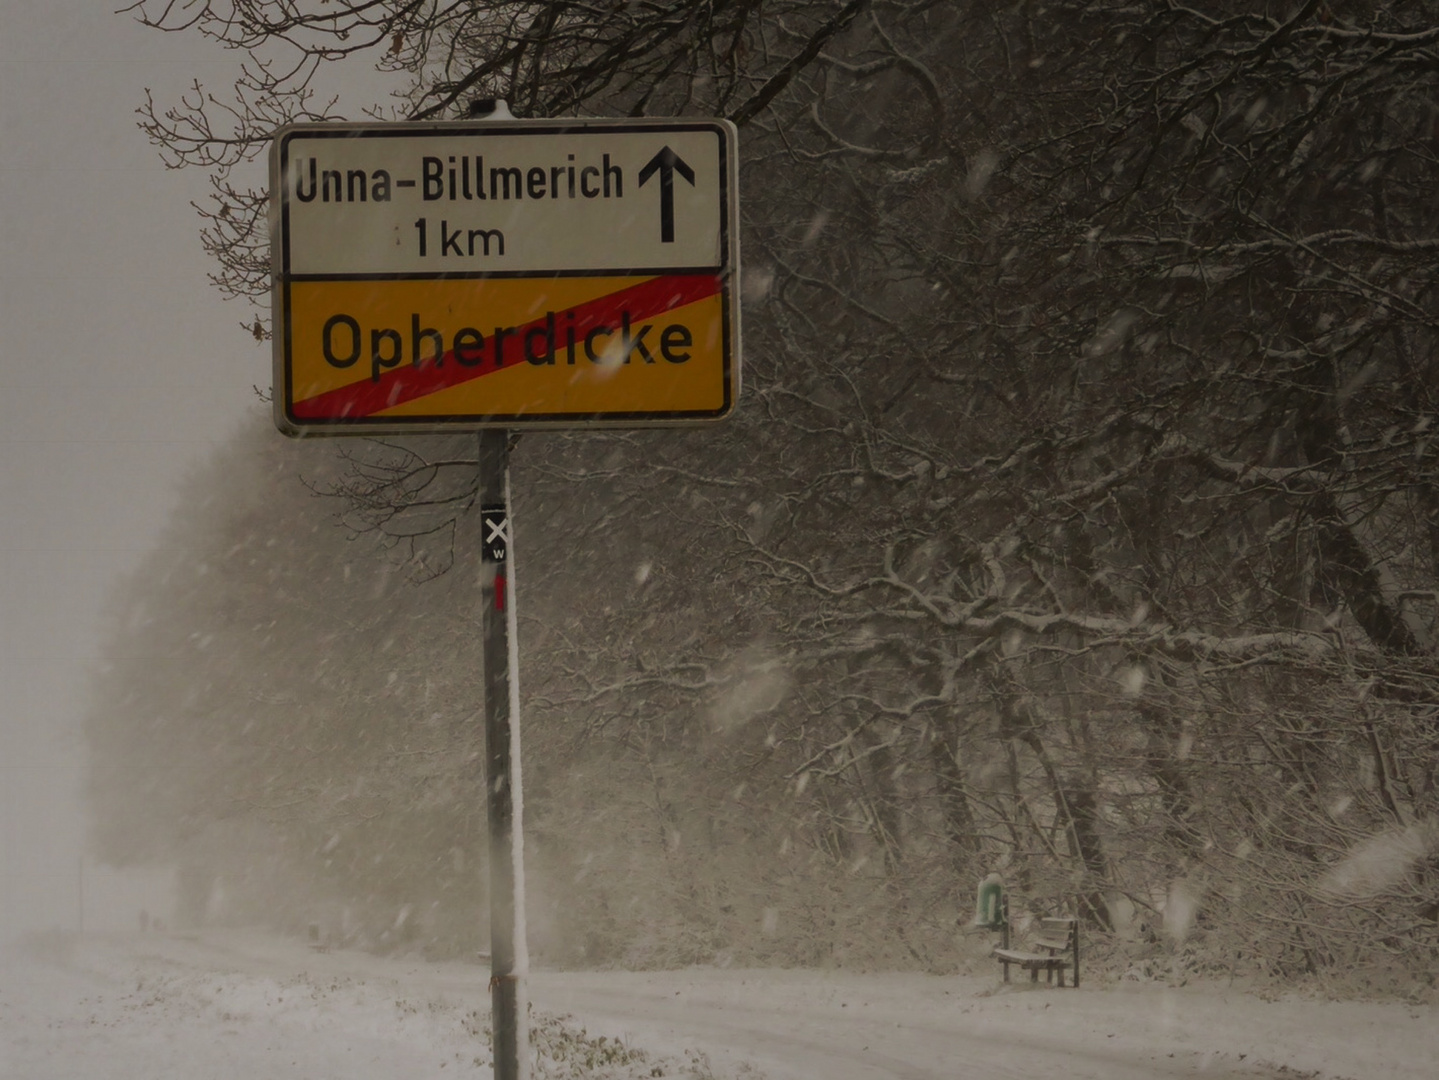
[993, 915, 1080, 987]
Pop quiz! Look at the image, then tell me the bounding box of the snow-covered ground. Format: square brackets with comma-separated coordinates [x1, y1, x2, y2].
[1, 929, 1434, 1079]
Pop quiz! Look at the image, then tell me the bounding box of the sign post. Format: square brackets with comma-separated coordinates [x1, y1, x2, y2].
[269, 103, 738, 1080]
[478, 426, 525, 1080]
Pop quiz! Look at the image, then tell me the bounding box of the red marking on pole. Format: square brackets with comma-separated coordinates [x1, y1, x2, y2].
[495, 572, 506, 612]
[292, 273, 722, 419]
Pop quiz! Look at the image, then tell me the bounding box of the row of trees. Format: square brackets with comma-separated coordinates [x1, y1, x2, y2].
[92, 0, 1439, 987]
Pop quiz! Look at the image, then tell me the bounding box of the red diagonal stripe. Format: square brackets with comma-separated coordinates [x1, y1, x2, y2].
[292, 273, 722, 420]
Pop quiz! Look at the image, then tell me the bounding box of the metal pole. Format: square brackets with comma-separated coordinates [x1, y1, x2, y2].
[478, 427, 529, 1080]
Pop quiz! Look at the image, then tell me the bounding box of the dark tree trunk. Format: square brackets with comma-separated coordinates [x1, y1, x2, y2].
[1138, 700, 1202, 857]
[930, 715, 979, 872]
[1312, 492, 1424, 657]
[861, 728, 905, 872]
[993, 672, 1111, 927]
[1049, 774, 1113, 930]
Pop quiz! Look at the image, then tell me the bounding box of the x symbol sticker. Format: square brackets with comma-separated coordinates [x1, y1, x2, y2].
[482, 507, 510, 563]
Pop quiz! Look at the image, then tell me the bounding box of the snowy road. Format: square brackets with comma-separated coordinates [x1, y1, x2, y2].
[527, 967, 1423, 1080]
[2, 931, 1433, 1079]
[532, 975, 1208, 1079]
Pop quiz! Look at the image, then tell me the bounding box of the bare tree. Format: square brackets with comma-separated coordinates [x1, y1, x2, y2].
[115, 0, 1439, 981]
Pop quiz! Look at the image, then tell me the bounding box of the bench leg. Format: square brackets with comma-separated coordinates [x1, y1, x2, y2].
[1057, 967, 1066, 988]
[1002, 960, 1010, 984]
[1030, 967, 1038, 983]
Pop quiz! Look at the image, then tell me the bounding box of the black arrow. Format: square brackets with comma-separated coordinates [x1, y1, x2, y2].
[637, 146, 696, 243]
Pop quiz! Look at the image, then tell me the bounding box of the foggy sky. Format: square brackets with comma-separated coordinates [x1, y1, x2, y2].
[0, 1, 269, 933]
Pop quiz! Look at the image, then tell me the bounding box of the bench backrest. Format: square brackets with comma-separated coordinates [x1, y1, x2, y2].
[1035, 917, 1075, 942]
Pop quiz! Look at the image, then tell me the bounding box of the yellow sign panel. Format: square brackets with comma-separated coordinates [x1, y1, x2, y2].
[270, 119, 739, 435]
[287, 275, 729, 423]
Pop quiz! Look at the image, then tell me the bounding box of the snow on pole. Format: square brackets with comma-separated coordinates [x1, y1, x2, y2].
[503, 460, 529, 981]
[478, 423, 529, 1080]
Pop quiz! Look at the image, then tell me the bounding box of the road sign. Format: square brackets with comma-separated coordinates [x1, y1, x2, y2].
[269, 118, 740, 436]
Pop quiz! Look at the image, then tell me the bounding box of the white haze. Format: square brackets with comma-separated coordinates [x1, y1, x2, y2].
[0, 2, 378, 939]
